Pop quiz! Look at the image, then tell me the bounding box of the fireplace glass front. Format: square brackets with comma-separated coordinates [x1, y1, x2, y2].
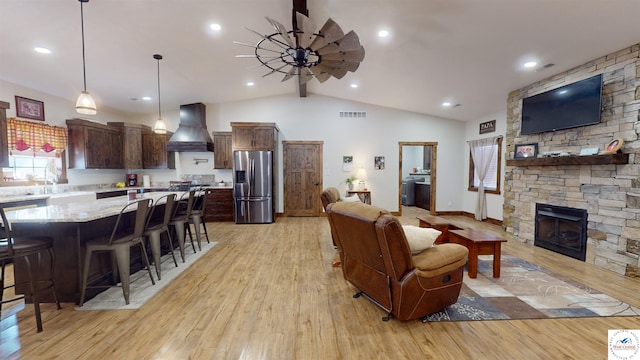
[534, 203, 588, 261]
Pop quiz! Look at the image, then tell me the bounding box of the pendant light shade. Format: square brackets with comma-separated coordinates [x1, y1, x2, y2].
[76, 91, 97, 115]
[153, 54, 167, 134]
[76, 0, 96, 115]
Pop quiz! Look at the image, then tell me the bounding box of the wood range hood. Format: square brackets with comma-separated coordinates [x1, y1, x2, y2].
[166, 102, 214, 152]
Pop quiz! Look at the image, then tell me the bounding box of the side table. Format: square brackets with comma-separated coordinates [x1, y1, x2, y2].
[347, 190, 371, 204]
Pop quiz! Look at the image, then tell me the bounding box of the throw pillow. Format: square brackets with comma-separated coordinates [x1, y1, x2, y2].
[341, 194, 361, 202]
[402, 225, 441, 254]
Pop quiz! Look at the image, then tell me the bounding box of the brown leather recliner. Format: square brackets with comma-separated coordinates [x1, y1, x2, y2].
[321, 187, 342, 248]
[326, 201, 468, 321]
[320, 187, 341, 212]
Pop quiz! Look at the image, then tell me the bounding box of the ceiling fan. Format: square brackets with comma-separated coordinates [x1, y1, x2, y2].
[234, 0, 365, 97]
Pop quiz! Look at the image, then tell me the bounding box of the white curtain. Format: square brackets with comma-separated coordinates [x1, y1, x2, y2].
[468, 136, 500, 220]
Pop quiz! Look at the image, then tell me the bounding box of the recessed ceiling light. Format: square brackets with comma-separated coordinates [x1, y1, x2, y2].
[442, 102, 452, 107]
[34, 47, 51, 54]
[377, 30, 389, 38]
[142, 96, 152, 101]
[246, 81, 255, 86]
[350, 83, 358, 88]
[210, 23, 222, 31]
[524, 61, 537, 68]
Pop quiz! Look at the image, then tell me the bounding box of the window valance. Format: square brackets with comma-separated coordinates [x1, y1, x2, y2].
[7, 118, 68, 153]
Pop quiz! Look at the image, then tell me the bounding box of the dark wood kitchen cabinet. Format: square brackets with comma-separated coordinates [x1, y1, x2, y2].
[142, 129, 175, 169]
[415, 182, 430, 211]
[108, 122, 148, 169]
[213, 131, 232, 169]
[0, 100, 9, 168]
[66, 118, 123, 169]
[205, 188, 234, 222]
[231, 122, 279, 151]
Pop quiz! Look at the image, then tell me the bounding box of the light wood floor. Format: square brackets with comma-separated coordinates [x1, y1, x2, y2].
[2, 206, 639, 359]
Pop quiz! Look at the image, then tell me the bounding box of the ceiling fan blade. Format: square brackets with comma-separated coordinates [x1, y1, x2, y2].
[320, 46, 365, 62]
[310, 65, 332, 83]
[295, 12, 316, 49]
[321, 59, 360, 72]
[281, 66, 297, 82]
[309, 18, 344, 51]
[298, 67, 314, 84]
[314, 64, 348, 79]
[317, 31, 362, 55]
[265, 16, 295, 48]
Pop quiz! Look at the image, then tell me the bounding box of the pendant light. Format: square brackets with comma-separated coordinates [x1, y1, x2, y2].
[75, 0, 97, 115]
[153, 54, 167, 134]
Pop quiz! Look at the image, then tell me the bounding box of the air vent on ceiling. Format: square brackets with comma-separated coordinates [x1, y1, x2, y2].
[535, 63, 555, 72]
[339, 111, 367, 118]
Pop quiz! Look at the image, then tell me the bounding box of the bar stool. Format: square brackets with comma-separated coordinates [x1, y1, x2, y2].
[168, 190, 195, 262]
[144, 194, 178, 280]
[79, 198, 155, 306]
[189, 189, 211, 247]
[1, 206, 61, 332]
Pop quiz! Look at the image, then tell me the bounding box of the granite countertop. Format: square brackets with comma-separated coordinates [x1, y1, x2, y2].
[0, 191, 98, 204]
[5, 191, 179, 223]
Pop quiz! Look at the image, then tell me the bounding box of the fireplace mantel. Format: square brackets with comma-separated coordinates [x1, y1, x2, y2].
[506, 153, 629, 167]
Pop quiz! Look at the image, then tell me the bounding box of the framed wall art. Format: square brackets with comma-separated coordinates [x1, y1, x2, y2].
[604, 138, 623, 154]
[15, 96, 45, 121]
[514, 143, 538, 159]
[374, 156, 385, 170]
[343, 155, 353, 172]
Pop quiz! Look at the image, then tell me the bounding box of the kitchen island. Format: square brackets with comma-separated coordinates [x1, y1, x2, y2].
[5, 192, 181, 304]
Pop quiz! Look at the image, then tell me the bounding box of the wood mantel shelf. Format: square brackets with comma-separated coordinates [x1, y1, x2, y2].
[506, 153, 629, 166]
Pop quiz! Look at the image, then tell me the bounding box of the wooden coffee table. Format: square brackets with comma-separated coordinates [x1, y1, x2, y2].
[416, 214, 462, 244]
[448, 229, 507, 278]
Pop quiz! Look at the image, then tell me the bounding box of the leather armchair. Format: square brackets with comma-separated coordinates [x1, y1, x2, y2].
[320, 187, 341, 211]
[326, 201, 468, 321]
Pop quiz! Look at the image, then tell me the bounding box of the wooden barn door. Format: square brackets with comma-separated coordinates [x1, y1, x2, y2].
[283, 141, 323, 217]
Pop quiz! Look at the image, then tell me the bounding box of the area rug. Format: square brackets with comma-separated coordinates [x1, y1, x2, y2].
[423, 254, 640, 322]
[76, 242, 217, 311]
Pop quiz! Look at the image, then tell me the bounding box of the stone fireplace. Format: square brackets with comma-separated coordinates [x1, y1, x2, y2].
[503, 43, 640, 278]
[535, 203, 588, 261]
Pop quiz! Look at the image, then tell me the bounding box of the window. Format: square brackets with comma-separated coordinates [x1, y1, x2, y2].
[468, 137, 501, 194]
[2, 149, 67, 184]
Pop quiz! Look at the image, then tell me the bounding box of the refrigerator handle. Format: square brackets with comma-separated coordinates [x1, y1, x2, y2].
[249, 158, 255, 197]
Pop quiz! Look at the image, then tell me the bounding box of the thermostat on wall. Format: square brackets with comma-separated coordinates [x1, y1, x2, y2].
[579, 147, 599, 156]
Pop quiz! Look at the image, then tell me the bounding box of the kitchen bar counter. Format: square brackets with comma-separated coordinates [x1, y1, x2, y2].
[7, 192, 183, 304]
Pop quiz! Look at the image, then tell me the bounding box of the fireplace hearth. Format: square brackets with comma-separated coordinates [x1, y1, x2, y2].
[534, 203, 588, 261]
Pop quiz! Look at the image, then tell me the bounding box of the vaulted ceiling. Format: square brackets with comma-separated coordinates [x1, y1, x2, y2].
[1, 0, 639, 122]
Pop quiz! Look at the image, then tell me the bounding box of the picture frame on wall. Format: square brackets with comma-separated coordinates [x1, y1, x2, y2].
[343, 155, 353, 172]
[374, 156, 385, 170]
[15, 96, 45, 121]
[514, 143, 538, 159]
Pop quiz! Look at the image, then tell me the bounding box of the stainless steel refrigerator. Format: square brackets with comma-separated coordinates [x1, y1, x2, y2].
[233, 150, 274, 224]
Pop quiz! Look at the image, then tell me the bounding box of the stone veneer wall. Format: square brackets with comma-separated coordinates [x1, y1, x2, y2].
[504, 43, 640, 278]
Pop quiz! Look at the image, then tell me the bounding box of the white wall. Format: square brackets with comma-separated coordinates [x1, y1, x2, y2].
[463, 111, 506, 220]
[2, 80, 469, 212]
[210, 94, 466, 212]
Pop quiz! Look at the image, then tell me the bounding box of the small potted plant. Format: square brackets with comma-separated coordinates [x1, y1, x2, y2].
[345, 175, 356, 190]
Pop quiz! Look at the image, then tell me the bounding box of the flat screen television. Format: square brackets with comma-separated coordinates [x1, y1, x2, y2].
[521, 74, 603, 135]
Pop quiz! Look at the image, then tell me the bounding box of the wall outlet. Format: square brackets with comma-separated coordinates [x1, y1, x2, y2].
[447, 201, 452, 207]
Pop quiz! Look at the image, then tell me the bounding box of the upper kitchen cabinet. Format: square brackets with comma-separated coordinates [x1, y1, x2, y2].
[231, 122, 279, 151]
[66, 119, 123, 169]
[0, 101, 9, 168]
[142, 129, 176, 169]
[213, 131, 232, 169]
[108, 122, 148, 169]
